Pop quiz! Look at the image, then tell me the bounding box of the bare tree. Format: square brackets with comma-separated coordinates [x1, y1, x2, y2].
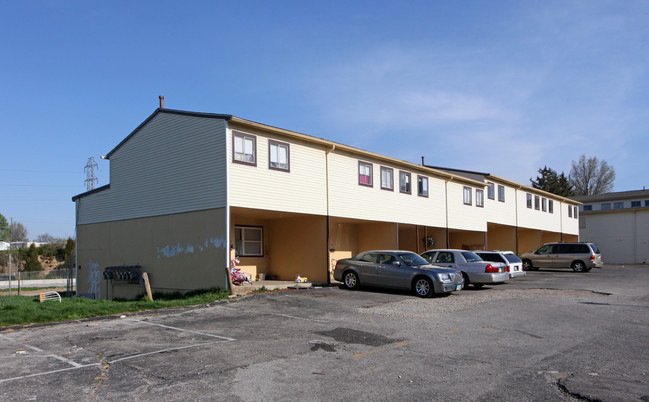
[569, 154, 615, 196]
[36, 233, 55, 243]
[10, 221, 28, 242]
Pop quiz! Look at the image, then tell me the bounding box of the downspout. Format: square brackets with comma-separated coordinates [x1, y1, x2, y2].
[445, 175, 454, 248]
[515, 185, 521, 255]
[325, 144, 336, 285]
[559, 201, 570, 241]
[224, 122, 231, 292]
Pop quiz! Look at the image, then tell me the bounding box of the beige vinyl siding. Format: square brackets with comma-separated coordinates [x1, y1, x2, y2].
[484, 182, 517, 226]
[228, 127, 328, 215]
[516, 192, 579, 235]
[77, 113, 227, 225]
[327, 152, 447, 227]
[446, 181, 487, 231]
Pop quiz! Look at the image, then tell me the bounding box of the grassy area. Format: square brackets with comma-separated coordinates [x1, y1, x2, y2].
[0, 289, 230, 328]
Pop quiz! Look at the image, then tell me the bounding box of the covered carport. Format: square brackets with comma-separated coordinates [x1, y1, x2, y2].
[230, 207, 327, 282]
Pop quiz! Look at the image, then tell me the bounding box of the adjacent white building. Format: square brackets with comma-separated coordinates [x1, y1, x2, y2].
[573, 190, 649, 264]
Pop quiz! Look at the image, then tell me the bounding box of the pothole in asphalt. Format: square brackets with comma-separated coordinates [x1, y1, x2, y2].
[313, 327, 401, 347]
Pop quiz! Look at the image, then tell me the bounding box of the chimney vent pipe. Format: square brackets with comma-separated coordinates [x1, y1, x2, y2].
[159, 95, 164, 109]
[421, 156, 425, 166]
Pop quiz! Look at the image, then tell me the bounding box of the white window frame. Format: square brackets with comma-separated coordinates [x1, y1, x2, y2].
[234, 226, 263, 257]
[476, 189, 484, 207]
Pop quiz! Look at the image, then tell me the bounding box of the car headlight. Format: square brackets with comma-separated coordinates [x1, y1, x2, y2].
[437, 273, 451, 282]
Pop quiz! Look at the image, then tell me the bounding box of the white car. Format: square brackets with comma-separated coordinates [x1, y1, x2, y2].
[475, 250, 526, 278]
[420, 249, 509, 288]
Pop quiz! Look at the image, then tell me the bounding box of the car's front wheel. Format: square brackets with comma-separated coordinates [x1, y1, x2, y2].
[343, 271, 360, 289]
[414, 277, 434, 298]
[572, 261, 587, 272]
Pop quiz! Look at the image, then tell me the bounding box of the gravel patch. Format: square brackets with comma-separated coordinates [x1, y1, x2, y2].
[355, 288, 607, 319]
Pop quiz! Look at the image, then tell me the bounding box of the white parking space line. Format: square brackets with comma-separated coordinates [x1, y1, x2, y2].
[0, 363, 99, 384]
[107, 341, 222, 364]
[24, 345, 84, 368]
[126, 318, 237, 341]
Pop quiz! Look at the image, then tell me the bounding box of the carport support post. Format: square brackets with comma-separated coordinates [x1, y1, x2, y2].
[326, 215, 331, 285]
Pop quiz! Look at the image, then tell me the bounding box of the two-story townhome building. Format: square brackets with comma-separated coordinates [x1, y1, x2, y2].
[72, 107, 580, 299]
[573, 189, 649, 264]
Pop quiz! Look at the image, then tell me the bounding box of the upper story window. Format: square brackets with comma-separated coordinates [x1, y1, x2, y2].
[526, 193, 532, 208]
[358, 161, 373, 187]
[417, 176, 428, 197]
[534, 195, 540, 210]
[380, 167, 393, 191]
[583, 205, 592, 211]
[476, 189, 484, 207]
[235, 226, 263, 257]
[574, 206, 578, 218]
[268, 140, 289, 171]
[399, 171, 411, 194]
[487, 182, 495, 200]
[463, 186, 472, 205]
[568, 206, 573, 217]
[601, 203, 611, 210]
[497, 185, 505, 202]
[645, 200, 649, 207]
[549, 199, 554, 213]
[613, 202, 624, 209]
[233, 131, 256, 166]
[631, 201, 641, 207]
[542, 197, 547, 212]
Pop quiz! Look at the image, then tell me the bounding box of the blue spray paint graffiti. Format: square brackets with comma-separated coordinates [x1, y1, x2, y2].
[156, 237, 226, 259]
[88, 261, 101, 299]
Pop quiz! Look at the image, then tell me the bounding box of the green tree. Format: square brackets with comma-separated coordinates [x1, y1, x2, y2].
[23, 244, 42, 272]
[64, 238, 76, 261]
[530, 166, 573, 197]
[570, 154, 615, 196]
[0, 214, 8, 242]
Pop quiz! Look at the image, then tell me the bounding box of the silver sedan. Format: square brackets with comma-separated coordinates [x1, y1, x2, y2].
[333, 250, 464, 298]
[421, 249, 509, 288]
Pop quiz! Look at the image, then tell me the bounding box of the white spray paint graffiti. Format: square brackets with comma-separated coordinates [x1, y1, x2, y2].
[156, 237, 226, 259]
[88, 261, 101, 299]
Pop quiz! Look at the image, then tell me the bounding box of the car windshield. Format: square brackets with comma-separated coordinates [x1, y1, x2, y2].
[461, 251, 483, 262]
[504, 253, 522, 263]
[397, 252, 429, 266]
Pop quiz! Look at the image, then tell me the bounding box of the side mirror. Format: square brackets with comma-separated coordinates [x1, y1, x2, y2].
[392, 261, 402, 266]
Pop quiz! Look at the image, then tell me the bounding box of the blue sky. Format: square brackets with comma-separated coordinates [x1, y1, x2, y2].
[1, 0, 648, 239]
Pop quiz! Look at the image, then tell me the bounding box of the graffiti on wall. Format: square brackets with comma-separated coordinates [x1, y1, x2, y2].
[156, 236, 226, 259]
[88, 260, 101, 299]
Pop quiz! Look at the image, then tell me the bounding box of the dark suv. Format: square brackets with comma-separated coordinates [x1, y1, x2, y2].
[520, 242, 603, 272]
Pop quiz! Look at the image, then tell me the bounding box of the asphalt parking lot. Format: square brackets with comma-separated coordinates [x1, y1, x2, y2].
[1, 264, 648, 401]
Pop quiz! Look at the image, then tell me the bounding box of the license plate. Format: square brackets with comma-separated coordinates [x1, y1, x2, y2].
[499, 268, 503, 272]
[456, 285, 462, 291]
[514, 267, 519, 271]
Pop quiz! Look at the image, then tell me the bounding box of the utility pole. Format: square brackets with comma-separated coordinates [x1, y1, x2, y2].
[84, 157, 98, 191]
